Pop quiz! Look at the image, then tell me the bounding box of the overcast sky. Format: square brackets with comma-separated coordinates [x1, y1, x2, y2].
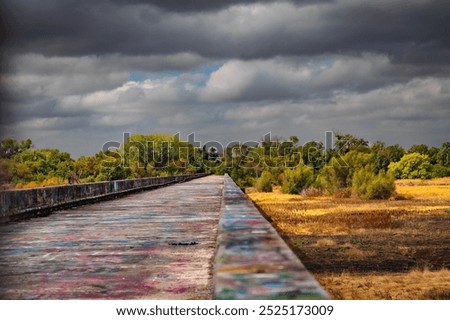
[1, 0, 449, 157]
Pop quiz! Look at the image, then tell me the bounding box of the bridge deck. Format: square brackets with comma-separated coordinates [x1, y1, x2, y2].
[0, 175, 224, 299]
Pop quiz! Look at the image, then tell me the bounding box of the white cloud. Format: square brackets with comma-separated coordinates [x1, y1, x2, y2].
[330, 77, 450, 119]
[200, 54, 393, 102]
[314, 53, 390, 89]
[202, 2, 325, 40]
[3, 53, 450, 157]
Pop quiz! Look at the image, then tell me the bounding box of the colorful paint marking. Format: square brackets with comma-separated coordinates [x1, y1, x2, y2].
[0, 176, 224, 299]
[213, 174, 330, 300]
[0, 174, 329, 299]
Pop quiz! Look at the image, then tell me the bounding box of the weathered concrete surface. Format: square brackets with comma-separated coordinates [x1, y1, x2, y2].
[213, 174, 330, 299]
[0, 174, 207, 224]
[0, 175, 223, 299]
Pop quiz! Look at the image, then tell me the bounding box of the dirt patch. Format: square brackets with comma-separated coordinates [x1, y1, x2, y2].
[282, 212, 450, 274]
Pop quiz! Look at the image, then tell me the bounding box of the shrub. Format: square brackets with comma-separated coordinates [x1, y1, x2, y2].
[366, 172, 396, 199]
[352, 166, 375, 198]
[281, 165, 314, 194]
[352, 166, 395, 199]
[255, 171, 273, 192]
[316, 150, 374, 194]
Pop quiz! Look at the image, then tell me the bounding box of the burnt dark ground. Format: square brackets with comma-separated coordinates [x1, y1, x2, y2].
[281, 213, 450, 274]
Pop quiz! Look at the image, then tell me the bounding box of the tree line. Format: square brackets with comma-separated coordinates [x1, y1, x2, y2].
[208, 133, 450, 199]
[1, 133, 449, 199]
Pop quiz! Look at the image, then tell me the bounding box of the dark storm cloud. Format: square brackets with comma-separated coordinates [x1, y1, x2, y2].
[1, 0, 449, 156]
[2, 0, 449, 71]
[323, 0, 450, 65]
[9, 97, 94, 122]
[110, 0, 331, 12]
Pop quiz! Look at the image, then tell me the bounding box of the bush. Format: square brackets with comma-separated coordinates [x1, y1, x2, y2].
[352, 166, 395, 199]
[366, 172, 396, 199]
[281, 165, 314, 194]
[316, 150, 374, 194]
[255, 171, 273, 192]
[352, 166, 375, 198]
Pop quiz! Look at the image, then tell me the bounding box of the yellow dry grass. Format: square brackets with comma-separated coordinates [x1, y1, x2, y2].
[248, 178, 450, 235]
[247, 177, 450, 299]
[396, 177, 450, 199]
[315, 239, 337, 247]
[318, 269, 450, 300]
[15, 177, 70, 189]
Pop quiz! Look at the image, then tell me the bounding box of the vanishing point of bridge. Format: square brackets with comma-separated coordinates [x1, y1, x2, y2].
[0, 175, 328, 299]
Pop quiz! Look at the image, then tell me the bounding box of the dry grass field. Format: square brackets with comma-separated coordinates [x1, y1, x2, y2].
[247, 177, 450, 299]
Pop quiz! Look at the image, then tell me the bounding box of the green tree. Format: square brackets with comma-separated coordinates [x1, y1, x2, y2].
[408, 144, 429, 155]
[436, 142, 450, 167]
[95, 150, 130, 181]
[12, 148, 74, 183]
[431, 164, 450, 178]
[122, 133, 201, 177]
[73, 155, 102, 182]
[371, 142, 405, 173]
[289, 135, 299, 146]
[302, 141, 325, 172]
[334, 132, 369, 155]
[429, 142, 450, 178]
[0, 138, 32, 159]
[388, 153, 432, 179]
[0, 159, 13, 187]
[427, 146, 440, 165]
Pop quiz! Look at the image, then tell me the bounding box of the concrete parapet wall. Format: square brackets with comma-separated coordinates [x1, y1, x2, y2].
[0, 173, 207, 224]
[213, 174, 330, 299]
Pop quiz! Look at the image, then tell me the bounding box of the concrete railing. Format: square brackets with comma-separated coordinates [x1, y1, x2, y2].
[0, 173, 207, 224]
[213, 174, 330, 299]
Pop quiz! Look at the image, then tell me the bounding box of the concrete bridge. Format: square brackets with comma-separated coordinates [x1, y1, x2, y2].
[0, 175, 329, 299]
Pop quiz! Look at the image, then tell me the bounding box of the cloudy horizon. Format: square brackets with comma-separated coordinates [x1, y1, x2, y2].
[1, 0, 449, 158]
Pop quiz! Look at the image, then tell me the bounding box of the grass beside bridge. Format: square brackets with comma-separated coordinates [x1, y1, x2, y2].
[247, 177, 450, 299]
